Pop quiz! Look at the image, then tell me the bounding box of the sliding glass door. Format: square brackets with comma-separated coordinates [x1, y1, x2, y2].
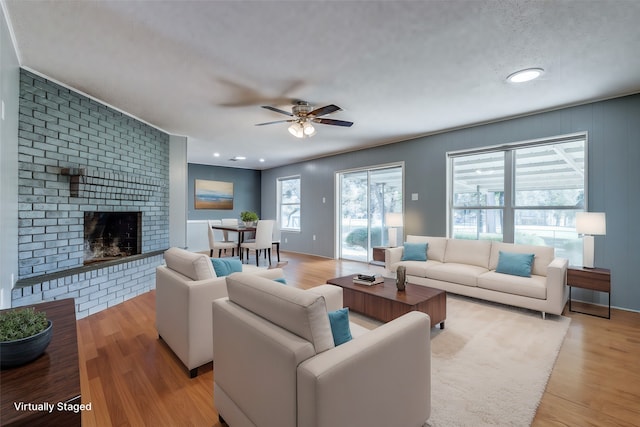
[337, 164, 403, 262]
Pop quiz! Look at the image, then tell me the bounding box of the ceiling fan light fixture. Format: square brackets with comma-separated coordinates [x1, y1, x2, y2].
[260, 101, 352, 138]
[303, 122, 316, 136]
[507, 68, 544, 83]
[288, 122, 304, 138]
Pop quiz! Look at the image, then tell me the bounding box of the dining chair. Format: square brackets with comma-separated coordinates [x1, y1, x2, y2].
[221, 218, 239, 244]
[240, 220, 274, 266]
[272, 220, 281, 262]
[208, 220, 237, 257]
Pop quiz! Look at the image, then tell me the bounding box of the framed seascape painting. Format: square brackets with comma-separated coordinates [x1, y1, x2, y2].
[194, 179, 234, 210]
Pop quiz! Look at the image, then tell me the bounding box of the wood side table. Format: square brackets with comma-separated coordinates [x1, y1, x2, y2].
[0, 298, 81, 426]
[371, 246, 388, 266]
[567, 266, 611, 319]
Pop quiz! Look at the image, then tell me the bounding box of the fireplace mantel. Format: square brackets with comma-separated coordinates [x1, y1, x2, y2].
[60, 167, 164, 200]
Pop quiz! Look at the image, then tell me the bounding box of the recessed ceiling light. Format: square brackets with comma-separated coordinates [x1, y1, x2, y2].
[233, 156, 246, 160]
[213, 152, 220, 157]
[507, 68, 544, 83]
[259, 158, 265, 163]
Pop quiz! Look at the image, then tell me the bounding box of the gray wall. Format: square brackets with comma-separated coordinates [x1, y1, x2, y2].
[188, 163, 261, 221]
[262, 94, 640, 312]
[0, 6, 20, 308]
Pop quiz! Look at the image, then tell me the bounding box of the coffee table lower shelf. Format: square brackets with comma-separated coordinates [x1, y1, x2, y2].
[326, 275, 446, 329]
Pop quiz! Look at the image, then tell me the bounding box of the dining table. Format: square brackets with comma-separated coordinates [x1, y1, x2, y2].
[210, 223, 256, 259]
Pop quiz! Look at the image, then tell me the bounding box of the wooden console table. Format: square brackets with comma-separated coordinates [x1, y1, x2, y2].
[0, 298, 81, 426]
[567, 266, 611, 319]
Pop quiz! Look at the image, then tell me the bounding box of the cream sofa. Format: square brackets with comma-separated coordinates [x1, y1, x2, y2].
[385, 236, 568, 318]
[155, 247, 284, 377]
[212, 273, 431, 427]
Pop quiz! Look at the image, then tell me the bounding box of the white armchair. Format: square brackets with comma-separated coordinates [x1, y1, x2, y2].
[212, 273, 431, 427]
[155, 247, 283, 377]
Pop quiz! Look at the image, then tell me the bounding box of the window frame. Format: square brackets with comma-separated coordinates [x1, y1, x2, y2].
[277, 175, 301, 232]
[447, 132, 587, 253]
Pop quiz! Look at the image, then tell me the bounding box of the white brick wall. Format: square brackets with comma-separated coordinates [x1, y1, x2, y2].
[13, 70, 170, 318]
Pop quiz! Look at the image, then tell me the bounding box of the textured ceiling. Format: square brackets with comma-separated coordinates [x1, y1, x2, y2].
[4, 0, 640, 169]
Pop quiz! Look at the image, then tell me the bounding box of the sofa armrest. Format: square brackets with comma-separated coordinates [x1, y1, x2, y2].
[306, 284, 343, 312]
[384, 246, 404, 270]
[545, 257, 569, 315]
[297, 311, 431, 427]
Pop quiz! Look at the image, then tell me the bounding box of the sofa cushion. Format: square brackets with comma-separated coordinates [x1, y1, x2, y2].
[211, 258, 243, 277]
[489, 242, 554, 277]
[391, 260, 443, 278]
[477, 271, 547, 299]
[495, 251, 535, 277]
[164, 247, 216, 280]
[427, 263, 487, 287]
[328, 308, 353, 346]
[401, 242, 427, 261]
[407, 235, 448, 262]
[226, 273, 335, 354]
[444, 239, 492, 269]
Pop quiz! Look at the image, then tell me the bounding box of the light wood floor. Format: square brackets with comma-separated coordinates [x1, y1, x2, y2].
[76, 252, 640, 427]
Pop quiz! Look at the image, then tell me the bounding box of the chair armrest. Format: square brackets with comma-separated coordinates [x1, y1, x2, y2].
[306, 285, 343, 312]
[255, 267, 285, 280]
[156, 265, 229, 369]
[297, 311, 431, 427]
[385, 246, 404, 270]
[545, 257, 569, 315]
[232, 267, 285, 280]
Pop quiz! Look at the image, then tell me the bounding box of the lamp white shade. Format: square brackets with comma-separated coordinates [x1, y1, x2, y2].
[385, 213, 403, 227]
[576, 212, 606, 235]
[385, 213, 403, 247]
[576, 212, 606, 268]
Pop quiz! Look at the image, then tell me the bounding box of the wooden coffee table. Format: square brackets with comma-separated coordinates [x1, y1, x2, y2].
[326, 274, 446, 329]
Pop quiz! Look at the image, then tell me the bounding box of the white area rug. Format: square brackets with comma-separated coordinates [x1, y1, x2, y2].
[350, 294, 571, 427]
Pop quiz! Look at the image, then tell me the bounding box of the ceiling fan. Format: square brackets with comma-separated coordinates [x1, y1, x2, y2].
[255, 101, 353, 138]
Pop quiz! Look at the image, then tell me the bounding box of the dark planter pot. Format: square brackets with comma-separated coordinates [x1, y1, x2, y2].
[0, 320, 53, 369]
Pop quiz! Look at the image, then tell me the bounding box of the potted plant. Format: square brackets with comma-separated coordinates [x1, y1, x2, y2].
[240, 211, 259, 227]
[0, 307, 53, 369]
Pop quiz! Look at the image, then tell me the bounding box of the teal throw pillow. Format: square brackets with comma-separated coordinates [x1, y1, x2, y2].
[401, 242, 428, 261]
[211, 257, 243, 277]
[495, 251, 535, 277]
[273, 277, 287, 284]
[327, 308, 352, 346]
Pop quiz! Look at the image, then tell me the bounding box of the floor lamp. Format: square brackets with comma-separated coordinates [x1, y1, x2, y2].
[576, 212, 606, 268]
[385, 213, 403, 247]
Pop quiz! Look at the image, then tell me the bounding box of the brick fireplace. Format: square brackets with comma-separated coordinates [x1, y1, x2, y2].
[12, 70, 170, 318]
[83, 211, 142, 264]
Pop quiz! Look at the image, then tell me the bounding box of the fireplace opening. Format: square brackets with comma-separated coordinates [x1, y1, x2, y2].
[84, 211, 142, 265]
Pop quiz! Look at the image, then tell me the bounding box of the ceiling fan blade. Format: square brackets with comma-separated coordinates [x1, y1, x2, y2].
[261, 105, 293, 116]
[255, 119, 294, 126]
[308, 104, 342, 117]
[313, 118, 354, 127]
